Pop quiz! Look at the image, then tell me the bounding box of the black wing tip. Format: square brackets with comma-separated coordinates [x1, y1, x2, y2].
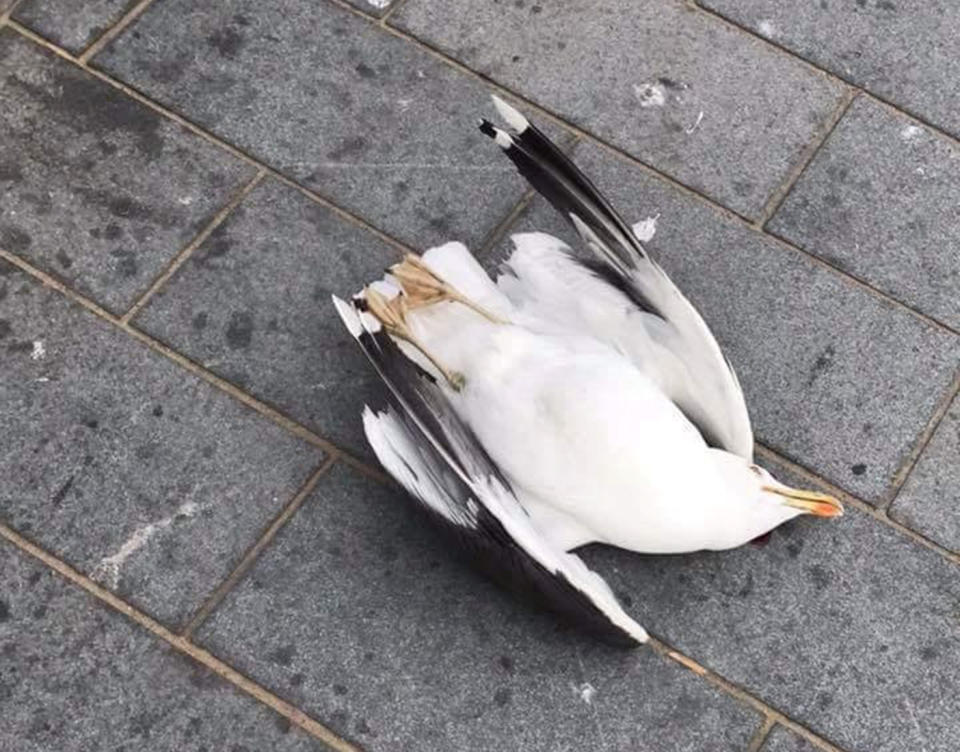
[478, 118, 497, 139]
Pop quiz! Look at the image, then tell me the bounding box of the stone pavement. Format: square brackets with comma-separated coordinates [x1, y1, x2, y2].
[1, 0, 958, 750]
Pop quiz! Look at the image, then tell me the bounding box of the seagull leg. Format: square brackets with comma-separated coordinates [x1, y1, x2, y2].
[389, 254, 506, 324]
[364, 286, 466, 391]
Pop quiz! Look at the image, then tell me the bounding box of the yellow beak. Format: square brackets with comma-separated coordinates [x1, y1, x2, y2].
[762, 485, 844, 518]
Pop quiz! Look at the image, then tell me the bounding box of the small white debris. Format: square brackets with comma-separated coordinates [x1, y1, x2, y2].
[685, 110, 705, 135]
[571, 682, 597, 705]
[901, 124, 923, 141]
[30, 340, 46, 360]
[758, 19, 778, 37]
[633, 83, 665, 108]
[178, 196, 193, 205]
[90, 500, 201, 589]
[416, 69, 426, 79]
[632, 213, 660, 243]
[366, 0, 391, 8]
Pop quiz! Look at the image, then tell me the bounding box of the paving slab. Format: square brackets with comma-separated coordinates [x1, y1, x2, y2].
[196, 463, 763, 752]
[581, 456, 960, 752]
[890, 394, 960, 553]
[133, 178, 400, 459]
[761, 726, 817, 752]
[0, 30, 255, 314]
[769, 97, 960, 330]
[0, 541, 329, 751]
[93, 0, 542, 251]
[392, 0, 845, 219]
[0, 260, 322, 628]
[698, 0, 960, 138]
[487, 141, 960, 502]
[12, 0, 135, 53]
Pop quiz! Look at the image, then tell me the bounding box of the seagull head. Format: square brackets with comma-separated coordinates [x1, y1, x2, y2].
[707, 451, 843, 548]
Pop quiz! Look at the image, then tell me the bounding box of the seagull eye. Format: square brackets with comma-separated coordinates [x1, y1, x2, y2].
[749, 465, 764, 478]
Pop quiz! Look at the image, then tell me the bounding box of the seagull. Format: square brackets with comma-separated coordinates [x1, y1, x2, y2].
[332, 95, 842, 646]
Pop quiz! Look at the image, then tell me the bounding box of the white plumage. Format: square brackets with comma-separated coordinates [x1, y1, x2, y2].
[332, 96, 842, 646]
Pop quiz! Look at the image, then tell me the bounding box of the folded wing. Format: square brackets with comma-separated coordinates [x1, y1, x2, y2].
[333, 295, 648, 647]
[482, 96, 753, 459]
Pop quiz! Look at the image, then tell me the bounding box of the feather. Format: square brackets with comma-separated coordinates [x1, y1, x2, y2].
[332, 295, 648, 647]
[483, 98, 754, 459]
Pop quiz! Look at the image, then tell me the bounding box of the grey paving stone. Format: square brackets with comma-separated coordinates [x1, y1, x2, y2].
[487, 141, 960, 502]
[890, 394, 960, 553]
[760, 726, 817, 752]
[392, 0, 845, 219]
[0, 30, 254, 314]
[769, 97, 960, 330]
[93, 0, 542, 251]
[0, 541, 329, 752]
[196, 463, 763, 752]
[133, 178, 400, 459]
[13, 0, 135, 53]
[582, 455, 960, 752]
[699, 0, 960, 138]
[0, 261, 322, 627]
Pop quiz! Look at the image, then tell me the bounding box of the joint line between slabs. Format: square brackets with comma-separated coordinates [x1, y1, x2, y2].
[5, 21, 416, 263]
[690, 1, 960, 155]
[0, 523, 362, 752]
[78, 0, 158, 64]
[755, 444, 960, 565]
[756, 88, 857, 229]
[882, 369, 960, 512]
[181, 456, 337, 639]
[121, 169, 267, 324]
[649, 639, 849, 752]
[378, 0, 413, 25]
[745, 716, 777, 752]
[7, 17, 958, 337]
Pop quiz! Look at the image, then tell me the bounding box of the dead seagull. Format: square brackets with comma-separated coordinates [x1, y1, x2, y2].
[332, 95, 842, 646]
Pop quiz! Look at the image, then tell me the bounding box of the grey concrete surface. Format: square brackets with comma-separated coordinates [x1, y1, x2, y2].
[0, 261, 322, 627]
[2, 0, 958, 750]
[699, 0, 960, 138]
[0, 30, 255, 314]
[93, 0, 546, 251]
[769, 97, 960, 330]
[0, 540, 330, 751]
[13, 0, 135, 52]
[393, 0, 846, 219]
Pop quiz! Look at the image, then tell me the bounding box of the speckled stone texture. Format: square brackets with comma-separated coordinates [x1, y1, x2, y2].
[13, 0, 135, 53]
[761, 726, 818, 752]
[196, 463, 763, 752]
[890, 395, 960, 553]
[487, 140, 960, 502]
[582, 456, 960, 752]
[0, 261, 322, 627]
[769, 97, 960, 329]
[93, 0, 547, 251]
[132, 178, 399, 459]
[698, 0, 960, 138]
[0, 542, 329, 751]
[392, 0, 845, 219]
[0, 31, 255, 314]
